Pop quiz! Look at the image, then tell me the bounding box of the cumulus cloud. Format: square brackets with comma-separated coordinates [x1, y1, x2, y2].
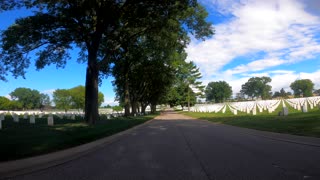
[188, 0, 320, 94]
[101, 97, 119, 107]
[41, 89, 56, 95]
[202, 69, 320, 97]
[4, 94, 11, 100]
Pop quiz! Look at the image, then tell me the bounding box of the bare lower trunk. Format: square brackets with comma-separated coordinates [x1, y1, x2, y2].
[151, 103, 156, 114]
[131, 101, 137, 116]
[124, 74, 130, 116]
[141, 103, 146, 114]
[85, 53, 99, 124]
[137, 103, 140, 113]
[187, 87, 190, 111]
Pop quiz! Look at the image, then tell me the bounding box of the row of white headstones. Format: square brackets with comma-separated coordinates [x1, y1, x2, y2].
[0, 112, 82, 130]
[190, 96, 320, 115]
[0, 109, 151, 130]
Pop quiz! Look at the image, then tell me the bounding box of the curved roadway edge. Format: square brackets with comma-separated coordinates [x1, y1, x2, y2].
[166, 110, 320, 147]
[194, 118, 320, 148]
[0, 119, 154, 179]
[1, 110, 319, 179]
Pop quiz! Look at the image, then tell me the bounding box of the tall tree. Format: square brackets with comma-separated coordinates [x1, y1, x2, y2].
[112, 4, 212, 115]
[240, 76, 272, 100]
[69, 85, 85, 111]
[0, 96, 10, 110]
[0, 96, 22, 110]
[177, 61, 204, 111]
[39, 93, 51, 111]
[56, 85, 104, 112]
[0, 1, 213, 124]
[53, 89, 72, 112]
[10, 87, 41, 109]
[290, 79, 314, 97]
[235, 92, 245, 101]
[205, 81, 232, 103]
[272, 88, 291, 99]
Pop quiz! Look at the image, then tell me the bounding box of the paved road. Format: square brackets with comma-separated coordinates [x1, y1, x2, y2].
[7, 110, 320, 180]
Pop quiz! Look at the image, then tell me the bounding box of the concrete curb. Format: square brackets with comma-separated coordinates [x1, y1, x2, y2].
[0, 119, 154, 179]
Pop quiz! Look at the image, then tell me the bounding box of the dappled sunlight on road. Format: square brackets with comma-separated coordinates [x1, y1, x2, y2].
[154, 109, 195, 120]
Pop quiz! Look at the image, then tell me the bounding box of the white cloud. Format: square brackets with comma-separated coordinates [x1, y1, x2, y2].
[101, 97, 119, 107]
[188, 0, 320, 78]
[4, 94, 11, 100]
[41, 89, 55, 95]
[225, 58, 286, 75]
[201, 69, 320, 97]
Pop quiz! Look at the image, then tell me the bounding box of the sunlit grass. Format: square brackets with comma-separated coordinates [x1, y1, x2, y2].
[182, 105, 320, 138]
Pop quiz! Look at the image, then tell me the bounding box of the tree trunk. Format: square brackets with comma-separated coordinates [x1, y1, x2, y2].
[131, 100, 137, 116]
[141, 103, 146, 114]
[151, 103, 156, 114]
[187, 87, 190, 111]
[124, 73, 131, 116]
[85, 51, 99, 124]
[137, 103, 140, 113]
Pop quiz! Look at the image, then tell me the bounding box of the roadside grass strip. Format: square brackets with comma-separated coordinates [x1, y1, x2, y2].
[182, 109, 320, 138]
[0, 113, 158, 162]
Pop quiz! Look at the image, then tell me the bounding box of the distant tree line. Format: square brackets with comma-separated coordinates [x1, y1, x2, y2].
[0, 85, 104, 112]
[203, 77, 317, 103]
[0, 87, 50, 111]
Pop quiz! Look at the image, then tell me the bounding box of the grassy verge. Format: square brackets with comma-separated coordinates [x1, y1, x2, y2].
[182, 107, 320, 138]
[0, 113, 158, 162]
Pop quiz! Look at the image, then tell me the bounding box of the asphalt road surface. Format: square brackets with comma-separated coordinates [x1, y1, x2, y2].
[8, 110, 320, 180]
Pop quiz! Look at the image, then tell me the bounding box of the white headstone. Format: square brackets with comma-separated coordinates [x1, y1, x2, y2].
[268, 108, 272, 113]
[252, 108, 256, 115]
[282, 101, 286, 107]
[13, 114, 19, 122]
[23, 113, 28, 119]
[246, 108, 250, 114]
[71, 114, 75, 120]
[48, 115, 54, 126]
[222, 106, 226, 113]
[302, 104, 308, 113]
[297, 105, 301, 110]
[310, 104, 313, 109]
[259, 107, 263, 113]
[233, 109, 237, 115]
[283, 107, 288, 116]
[39, 114, 43, 118]
[30, 114, 35, 124]
[0, 114, 4, 121]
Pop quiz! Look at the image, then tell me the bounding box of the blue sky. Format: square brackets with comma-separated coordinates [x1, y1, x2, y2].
[1, 0, 320, 105]
[187, 0, 320, 94]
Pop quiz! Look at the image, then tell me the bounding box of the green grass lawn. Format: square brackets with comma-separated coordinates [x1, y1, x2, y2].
[182, 104, 320, 138]
[0, 113, 157, 162]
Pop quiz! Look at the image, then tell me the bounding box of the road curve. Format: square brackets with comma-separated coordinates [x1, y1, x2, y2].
[6, 110, 320, 180]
